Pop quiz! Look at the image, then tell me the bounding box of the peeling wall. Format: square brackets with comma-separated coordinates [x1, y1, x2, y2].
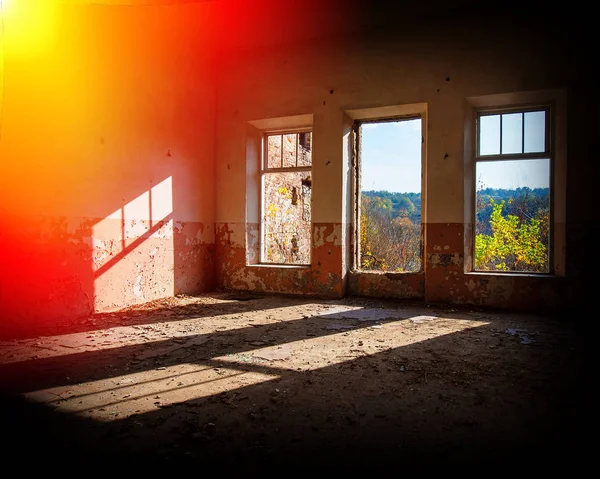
[214, 5, 588, 314]
[216, 222, 345, 297]
[0, 213, 214, 334]
[0, 2, 590, 331]
[0, 1, 218, 335]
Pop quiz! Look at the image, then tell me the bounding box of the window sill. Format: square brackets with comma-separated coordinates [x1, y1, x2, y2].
[248, 263, 311, 269]
[465, 271, 562, 279]
[350, 270, 423, 275]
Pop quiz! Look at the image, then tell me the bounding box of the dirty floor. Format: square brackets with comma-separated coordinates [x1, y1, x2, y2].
[0, 292, 586, 472]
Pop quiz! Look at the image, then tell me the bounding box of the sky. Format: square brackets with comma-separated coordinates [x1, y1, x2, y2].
[361, 113, 550, 194]
[361, 119, 422, 193]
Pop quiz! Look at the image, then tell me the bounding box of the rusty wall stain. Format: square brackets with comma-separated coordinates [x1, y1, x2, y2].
[0, 215, 215, 336]
[423, 223, 566, 312]
[216, 220, 566, 312]
[216, 221, 344, 297]
[174, 221, 216, 295]
[347, 271, 424, 299]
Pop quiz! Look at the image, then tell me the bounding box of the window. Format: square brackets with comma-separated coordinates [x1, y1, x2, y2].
[261, 130, 312, 264]
[473, 106, 553, 273]
[353, 116, 423, 272]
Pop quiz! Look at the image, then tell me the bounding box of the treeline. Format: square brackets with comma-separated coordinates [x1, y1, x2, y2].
[362, 187, 549, 230]
[360, 190, 421, 272]
[361, 190, 421, 224]
[476, 187, 549, 236]
[360, 186, 550, 273]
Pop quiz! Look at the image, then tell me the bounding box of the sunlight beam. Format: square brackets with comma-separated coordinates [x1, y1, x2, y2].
[15, 308, 490, 422]
[24, 363, 280, 421]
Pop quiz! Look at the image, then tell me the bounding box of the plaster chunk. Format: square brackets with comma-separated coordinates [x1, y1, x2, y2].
[318, 306, 416, 321]
[216, 222, 245, 248]
[429, 252, 461, 267]
[247, 227, 260, 248]
[253, 344, 292, 361]
[152, 220, 174, 239]
[133, 275, 144, 298]
[313, 226, 327, 247]
[198, 224, 215, 243]
[124, 219, 149, 240]
[326, 224, 343, 247]
[230, 269, 267, 290]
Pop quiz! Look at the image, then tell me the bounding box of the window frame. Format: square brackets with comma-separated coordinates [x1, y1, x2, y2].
[466, 90, 566, 277]
[351, 114, 425, 273]
[260, 127, 313, 266]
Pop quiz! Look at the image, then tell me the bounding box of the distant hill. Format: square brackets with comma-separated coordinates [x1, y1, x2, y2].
[362, 190, 421, 224]
[362, 187, 549, 231]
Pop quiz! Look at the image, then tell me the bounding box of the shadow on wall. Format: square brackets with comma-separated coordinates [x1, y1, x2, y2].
[0, 173, 214, 337]
[0, 1, 216, 337]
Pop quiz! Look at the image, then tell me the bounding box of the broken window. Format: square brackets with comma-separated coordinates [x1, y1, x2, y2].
[261, 130, 312, 264]
[354, 117, 423, 272]
[474, 107, 551, 273]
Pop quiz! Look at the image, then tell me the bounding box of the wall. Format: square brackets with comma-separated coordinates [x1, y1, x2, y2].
[214, 5, 589, 313]
[0, 0, 217, 337]
[0, 1, 590, 329]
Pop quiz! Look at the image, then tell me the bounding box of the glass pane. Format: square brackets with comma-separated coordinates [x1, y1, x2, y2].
[263, 171, 312, 264]
[267, 135, 281, 168]
[524, 111, 546, 153]
[475, 158, 550, 273]
[297, 132, 312, 166]
[359, 118, 422, 272]
[479, 115, 500, 155]
[501, 113, 523, 154]
[282, 133, 297, 168]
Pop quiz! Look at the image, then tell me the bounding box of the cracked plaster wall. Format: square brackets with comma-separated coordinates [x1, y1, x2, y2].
[0, 2, 218, 335]
[214, 7, 586, 313]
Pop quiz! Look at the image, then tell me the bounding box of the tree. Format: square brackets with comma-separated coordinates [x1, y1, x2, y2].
[475, 198, 548, 272]
[360, 194, 421, 272]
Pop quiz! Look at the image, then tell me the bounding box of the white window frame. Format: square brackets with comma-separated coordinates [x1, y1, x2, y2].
[260, 128, 313, 265]
[246, 114, 313, 268]
[465, 89, 567, 276]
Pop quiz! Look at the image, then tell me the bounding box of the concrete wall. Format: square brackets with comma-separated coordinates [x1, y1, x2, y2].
[0, 1, 590, 334]
[0, 1, 217, 336]
[214, 5, 589, 313]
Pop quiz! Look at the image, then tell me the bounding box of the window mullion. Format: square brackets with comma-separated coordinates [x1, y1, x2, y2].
[521, 112, 525, 154]
[499, 114, 503, 155]
[261, 129, 312, 266]
[473, 104, 552, 274]
[279, 134, 283, 168]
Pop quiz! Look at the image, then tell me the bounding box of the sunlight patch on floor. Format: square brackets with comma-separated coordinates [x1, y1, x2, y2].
[215, 317, 489, 371]
[0, 304, 329, 365]
[23, 363, 280, 421]
[16, 307, 489, 423]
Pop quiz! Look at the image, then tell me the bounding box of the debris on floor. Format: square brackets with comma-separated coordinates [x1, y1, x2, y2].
[505, 328, 536, 344]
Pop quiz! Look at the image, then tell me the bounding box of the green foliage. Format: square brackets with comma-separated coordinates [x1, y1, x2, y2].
[475, 199, 548, 272]
[361, 186, 549, 274]
[362, 190, 421, 224]
[476, 187, 549, 236]
[360, 194, 421, 272]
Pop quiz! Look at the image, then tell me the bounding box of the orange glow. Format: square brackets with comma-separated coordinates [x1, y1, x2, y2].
[92, 177, 175, 311]
[0, 0, 216, 333]
[1, 0, 62, 58]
